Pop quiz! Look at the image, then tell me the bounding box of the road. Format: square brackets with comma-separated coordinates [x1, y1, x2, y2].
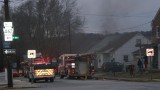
[11, 76, 160, 90]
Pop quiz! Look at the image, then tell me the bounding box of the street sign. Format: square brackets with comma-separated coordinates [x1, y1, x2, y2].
[3, 27, 14, 35]
[3, 22, 14, 42]
[4, 22, 13, 27]
[27, 50, 36, 58]
[13, 36, 20, 40]
[3, 42, 11, 48]
[4, 35, 13, 41]
[146, 48, 154, 56]
[3, 49, 16, 54]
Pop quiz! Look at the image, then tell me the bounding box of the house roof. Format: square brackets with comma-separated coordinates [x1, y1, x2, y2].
[87, 32, 139, 53]
[86, 34, 120, 53]
[99, 33, 137, 53]
[153, 8, 160, 22]
[152, 8, 160, 27]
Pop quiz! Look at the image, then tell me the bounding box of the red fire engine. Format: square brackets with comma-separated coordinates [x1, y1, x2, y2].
[58, 53, 95, 79]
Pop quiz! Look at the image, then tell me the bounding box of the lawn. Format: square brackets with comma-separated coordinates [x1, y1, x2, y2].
[94, 70, 160, 80]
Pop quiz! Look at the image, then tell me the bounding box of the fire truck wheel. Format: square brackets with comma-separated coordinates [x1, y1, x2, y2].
[34, 79, 36, 83]
[68, 76, 75, 79]
[60, 75, 64, 79]
[29, 78, 31, 82]
[87, 76, 92, 79]
[67, 75, 71, 79]
[50, 78, 54, 82]
[45, 79, 48, 82]
[77, 76, 81, 79]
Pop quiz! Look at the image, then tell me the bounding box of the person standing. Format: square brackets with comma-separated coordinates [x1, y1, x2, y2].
[128, 64, 134, 77]
[137, 58, 143, 72]
[143, 56, 148, 69]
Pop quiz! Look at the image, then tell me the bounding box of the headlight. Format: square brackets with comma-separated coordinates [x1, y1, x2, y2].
[72, 65, 75, 68]
[71, 63, 75, 66]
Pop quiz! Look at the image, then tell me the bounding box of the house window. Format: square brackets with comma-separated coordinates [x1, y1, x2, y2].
[124, 55, 128, 62]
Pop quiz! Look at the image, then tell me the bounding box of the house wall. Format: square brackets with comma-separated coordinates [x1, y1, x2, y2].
[95, 34, 151, 69]
[152, 8, 160, 44]
[151, 8, 160, 69]
[96, 53, 103, 68]
[114, 34, 151, 67]
[152, 8, 160, 69]
[158, 44, 160, 69]
[96, 53, 111, 68]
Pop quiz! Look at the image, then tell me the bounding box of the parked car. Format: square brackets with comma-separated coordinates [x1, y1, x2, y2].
[12, 69, 23, 77]
[13, 69, 19, 77]
[101, 62, 123, 72]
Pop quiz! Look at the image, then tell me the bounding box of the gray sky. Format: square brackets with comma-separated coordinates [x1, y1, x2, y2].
[0, 0, 159, 34]
[77, 0, 160, 34]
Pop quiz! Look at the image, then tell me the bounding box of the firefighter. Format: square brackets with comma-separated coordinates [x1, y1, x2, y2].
[128, 64, 134, 77]
[143, 56, 148, 69]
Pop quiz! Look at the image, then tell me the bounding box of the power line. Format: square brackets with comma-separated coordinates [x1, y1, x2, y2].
[112, 21, 151, 32]
[80, 13, 152, 18]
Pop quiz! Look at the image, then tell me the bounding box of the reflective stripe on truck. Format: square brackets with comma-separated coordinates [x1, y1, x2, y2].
[34, 69, 54, 76]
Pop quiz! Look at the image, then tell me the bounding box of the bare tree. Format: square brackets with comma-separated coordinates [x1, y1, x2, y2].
[6, 0, 84, 57]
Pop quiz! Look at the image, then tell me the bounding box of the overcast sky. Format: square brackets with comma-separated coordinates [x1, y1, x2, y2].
[77, 0, 160, 34]
[0, 0, 160, 34]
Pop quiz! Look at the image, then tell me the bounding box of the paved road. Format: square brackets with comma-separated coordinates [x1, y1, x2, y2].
[11, 77, 160, 90]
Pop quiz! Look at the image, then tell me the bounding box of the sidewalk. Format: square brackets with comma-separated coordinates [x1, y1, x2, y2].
[0, 72, 39, 89]
[0, 79, 39, 89]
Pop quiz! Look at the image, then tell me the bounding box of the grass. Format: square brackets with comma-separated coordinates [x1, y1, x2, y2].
[94, 70, 160, 80]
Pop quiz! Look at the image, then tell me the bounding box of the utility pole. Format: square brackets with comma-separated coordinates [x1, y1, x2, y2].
[68, 19, 72, 54]
[4, 0, 13, 87]
[4, 0, 10, 21]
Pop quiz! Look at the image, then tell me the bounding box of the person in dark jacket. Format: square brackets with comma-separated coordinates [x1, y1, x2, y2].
[137, 58, 143, 72]
[128, 64, 134, 77]
[143, 56, 148, 69]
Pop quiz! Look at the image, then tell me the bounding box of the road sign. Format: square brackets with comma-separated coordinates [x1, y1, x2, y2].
[146, 48, 154, 56]
[3, 42, 11, 48]
[3, 27, 14, 35]
[13, 36, 20, 40]
[4, 35, 13, 41]
[27, 50, 36, 58]
[4, 22, 13, 27]
[3, 49, 16, 54]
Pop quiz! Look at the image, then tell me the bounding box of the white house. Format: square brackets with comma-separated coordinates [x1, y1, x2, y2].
[87, 33, 151, 69]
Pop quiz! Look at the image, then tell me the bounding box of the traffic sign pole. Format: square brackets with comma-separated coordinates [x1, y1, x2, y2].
[7, 55, 13, 87]
[150, 56, 152, 80]
[4, 0, 13, 87]
[146, 48, 154, 80]
[27, 50, 36, 84]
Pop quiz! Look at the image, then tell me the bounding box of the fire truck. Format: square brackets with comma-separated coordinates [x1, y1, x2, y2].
[58, 53, 95, 79]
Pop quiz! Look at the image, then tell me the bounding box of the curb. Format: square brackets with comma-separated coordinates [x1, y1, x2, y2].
[0, 84, 7, 86]
[0, 84, 39, 89]
[12, 80, 39, 89]
[0, 81, 39, 89]
[94, 76, 160, 82]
